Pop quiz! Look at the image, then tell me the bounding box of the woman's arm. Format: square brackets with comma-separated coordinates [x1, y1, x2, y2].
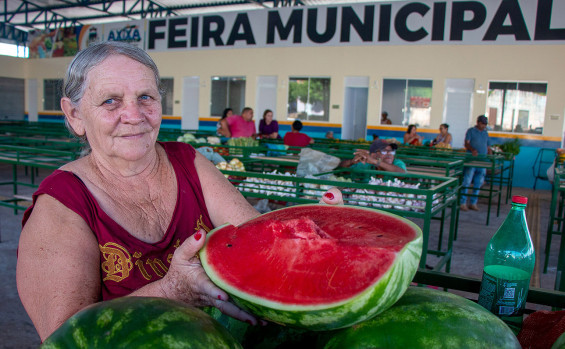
[445, 133, 453, 145]
[218, 118, 231, 138]
[17, 195, 101, 341]
[194, 150, 260, 227]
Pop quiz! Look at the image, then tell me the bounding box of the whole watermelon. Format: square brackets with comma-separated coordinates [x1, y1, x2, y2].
[322, 287, 521, 349]
[200, 204, 423, 331]
[41, 297, 242, 349]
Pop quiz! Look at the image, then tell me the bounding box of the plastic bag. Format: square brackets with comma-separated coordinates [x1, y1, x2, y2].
[197, 146, 226, 165]
[296, 148, 341, 177]
[547, 161, 555, 184]
[253, 199, 272, 214]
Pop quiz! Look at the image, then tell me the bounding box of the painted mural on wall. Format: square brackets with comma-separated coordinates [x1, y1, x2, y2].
[27, 21, 145, 59]
[28, 27, 79, 58]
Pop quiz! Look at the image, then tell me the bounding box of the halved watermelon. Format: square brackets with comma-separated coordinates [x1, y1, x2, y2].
[200, 204, 423, 331]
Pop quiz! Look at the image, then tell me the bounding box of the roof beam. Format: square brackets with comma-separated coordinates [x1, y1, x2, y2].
[2, 0, 305, 30]
[0, 22, 29, 44]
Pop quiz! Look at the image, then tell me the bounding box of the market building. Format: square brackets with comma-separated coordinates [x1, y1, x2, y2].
[1, 0, 565, 346]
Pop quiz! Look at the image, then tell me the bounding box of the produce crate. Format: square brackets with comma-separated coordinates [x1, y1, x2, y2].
[0, 135, 83, 152]
[238, 157, 299, 174]
[395, 154, 464, 179]
[397, 146, 506, 225]
[0, 121, 74, 140]
[222, 168, 460, 272]
[544, 166, 565, 289]
[414, 269, 565, 310]
[0, 145, 78, 213]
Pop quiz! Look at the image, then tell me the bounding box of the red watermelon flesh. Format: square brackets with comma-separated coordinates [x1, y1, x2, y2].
[203, 205, 419, 305]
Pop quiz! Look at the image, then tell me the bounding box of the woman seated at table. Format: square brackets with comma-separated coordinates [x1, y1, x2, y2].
[431, 123, 452, 147]
[403, 124, 422, 146]
[258, 109, 281, 139]
[15, 41, 343, 341]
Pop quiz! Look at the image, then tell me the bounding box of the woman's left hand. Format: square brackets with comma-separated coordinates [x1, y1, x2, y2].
[160, 230, 259, 325]
[320, 187, 344, 205]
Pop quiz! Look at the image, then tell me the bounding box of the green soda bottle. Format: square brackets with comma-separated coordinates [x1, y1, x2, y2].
[477, 195, 534, 333]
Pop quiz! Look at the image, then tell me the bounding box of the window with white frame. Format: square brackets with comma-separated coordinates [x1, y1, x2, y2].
[210, 76, 246, 117]
[381, 79, 432, 127]
[487, 81, 547, 134]
[43, 79, 63, 111]
[287, 77, 330, 121]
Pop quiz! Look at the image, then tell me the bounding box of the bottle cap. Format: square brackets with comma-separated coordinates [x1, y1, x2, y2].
[512, 196, 528, 204]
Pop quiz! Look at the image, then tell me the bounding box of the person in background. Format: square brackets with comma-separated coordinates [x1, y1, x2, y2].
[284, 120, 314, 147]
[381, 111, 392, 125]
[15, 42, 344, 341]
[218, 107, 256, 138]
[325, 131, 335, 140]
[460, 115, 492, 212]
[339, 140, 406, 173]
[258, 109, 280, 139]
[432, 123, 452, 147]
[403, 124, 422, 145]
[217, 108, 232, 137]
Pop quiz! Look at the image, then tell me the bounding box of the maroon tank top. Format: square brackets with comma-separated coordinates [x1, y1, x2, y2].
[22, 142, 213, 300]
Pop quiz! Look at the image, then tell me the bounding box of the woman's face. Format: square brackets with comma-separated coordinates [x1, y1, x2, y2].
[70, 55, 162, 162]
[226, 110, 233, 118]
[440, 125, 446, 134]
[411, 127, 417, 135]
[264, 111, 273, 123]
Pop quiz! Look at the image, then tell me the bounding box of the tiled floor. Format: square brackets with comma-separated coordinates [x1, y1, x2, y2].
[0, 163, 560, 347]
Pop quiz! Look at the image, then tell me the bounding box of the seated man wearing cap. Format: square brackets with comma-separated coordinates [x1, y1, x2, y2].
[339, 140, 406, 173]
[460, 115, 492, 212]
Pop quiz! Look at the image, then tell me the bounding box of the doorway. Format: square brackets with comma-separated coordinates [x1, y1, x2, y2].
[443, 79, 475, 148]
[342, 77, 369, 140]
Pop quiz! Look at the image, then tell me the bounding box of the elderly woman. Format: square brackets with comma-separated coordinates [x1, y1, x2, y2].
[16, 42, 342, 341]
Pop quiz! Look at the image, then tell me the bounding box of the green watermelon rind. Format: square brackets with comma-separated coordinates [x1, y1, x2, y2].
[322, 287, 522, 349]
[200, 204, 423, 331]
[40, 297, 243, 349]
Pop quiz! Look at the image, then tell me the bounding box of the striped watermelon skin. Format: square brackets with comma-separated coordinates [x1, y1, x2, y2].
[322, 287, 521, 349]
[200, 204, 423, 331]
[41, 297, 242, 349]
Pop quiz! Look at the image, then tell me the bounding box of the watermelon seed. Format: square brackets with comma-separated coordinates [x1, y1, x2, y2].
[227, 244, 232, 247]
[377, 235, 383, 237]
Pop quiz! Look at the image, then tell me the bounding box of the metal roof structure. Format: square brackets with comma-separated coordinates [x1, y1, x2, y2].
[1, 0, 389, 44]
[2, 0, 382, 31]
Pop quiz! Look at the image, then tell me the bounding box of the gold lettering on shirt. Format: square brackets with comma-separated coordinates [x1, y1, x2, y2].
[133, 252, 152, 281]
[99, 242, 133, 282]
[195, 215, 210, 233]
[146, 258, 169, 277]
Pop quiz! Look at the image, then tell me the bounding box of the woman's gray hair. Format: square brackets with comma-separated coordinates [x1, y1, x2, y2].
[63, 41, 164, 143]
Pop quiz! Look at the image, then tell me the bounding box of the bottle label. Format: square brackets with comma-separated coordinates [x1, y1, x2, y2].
[478, 270, 530, 317]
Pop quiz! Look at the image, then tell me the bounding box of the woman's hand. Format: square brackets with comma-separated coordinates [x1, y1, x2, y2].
[160, 230, 259, 325]
[320, 187, 344, 205]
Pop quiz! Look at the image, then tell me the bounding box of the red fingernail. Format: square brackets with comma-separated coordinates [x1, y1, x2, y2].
[218, 295, 222, 300]
[324, 192, 334, 200]
[194, 232, 202, 241]
[246, 320, 253, 325]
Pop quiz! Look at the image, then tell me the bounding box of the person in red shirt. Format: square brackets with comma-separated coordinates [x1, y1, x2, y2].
[283, 120, 314, 148]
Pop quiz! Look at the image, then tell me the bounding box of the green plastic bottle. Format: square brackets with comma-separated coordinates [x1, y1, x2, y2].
[477, 195, 535, 333]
